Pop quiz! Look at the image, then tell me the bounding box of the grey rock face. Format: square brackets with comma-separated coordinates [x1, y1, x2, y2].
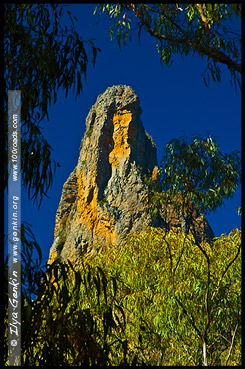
[48, 85, 158, 263]
[48, 85, 214, 264]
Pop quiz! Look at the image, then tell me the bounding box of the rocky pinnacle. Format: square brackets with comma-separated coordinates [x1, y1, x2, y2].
[48, 85, 213, 264]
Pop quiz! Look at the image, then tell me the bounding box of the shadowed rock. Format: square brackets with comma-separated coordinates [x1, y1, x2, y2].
[48, 85, 214, 264]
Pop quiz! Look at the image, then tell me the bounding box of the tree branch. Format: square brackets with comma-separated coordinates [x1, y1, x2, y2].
[214, 242, 241, 293]
[196, 4, 211, 45]
[142, 4, 187, 38]
[130, 5, 241, 73]
[164, 234, 203, 340]
[51, 4, 59, 35]
[225, 318, 239, 366]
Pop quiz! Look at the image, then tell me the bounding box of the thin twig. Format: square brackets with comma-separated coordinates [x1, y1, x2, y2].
[225, 320, 239, 366]
[164, 233, 203, 340]
[51, 4, 59, 34]
[218, 243, 241, 288]
[129, 4, 241, 73]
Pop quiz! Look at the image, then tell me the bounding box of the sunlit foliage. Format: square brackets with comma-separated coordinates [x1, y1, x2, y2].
[4, 222, 241, 365]
[79, 227, 241, 365]
[96, 4, 241, 89]
[145, 135, 241, 219]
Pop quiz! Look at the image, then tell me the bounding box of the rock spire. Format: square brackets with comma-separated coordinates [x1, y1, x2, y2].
[48, 85, 214, 264]
[49, 85, 159, 263]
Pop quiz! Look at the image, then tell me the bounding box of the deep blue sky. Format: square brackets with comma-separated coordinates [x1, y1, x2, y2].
[5, 4, 241, 265]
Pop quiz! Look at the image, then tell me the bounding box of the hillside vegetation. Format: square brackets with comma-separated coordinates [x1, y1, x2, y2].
[5, 226, 241, 366]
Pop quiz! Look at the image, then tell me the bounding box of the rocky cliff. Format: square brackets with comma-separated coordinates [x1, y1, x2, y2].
[48, 85, 214, 264]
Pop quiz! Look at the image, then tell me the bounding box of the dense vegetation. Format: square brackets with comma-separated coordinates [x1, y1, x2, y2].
[4, 4, 241, 366]
[4, 135, 241, 365]
[4, 226, 241, 365]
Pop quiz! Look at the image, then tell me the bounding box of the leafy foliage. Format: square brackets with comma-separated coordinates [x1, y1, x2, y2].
[158, 135, 241, 215]
[95, 4, 241, 89]
[4, 4, 101, 207]
[143, 134, 241, 256]
[4, 233, 142, 366]
[87, 227, 241, 366]
[4, 222, 241, 365]
[4, 5, 241, 365]
[20, 261, 132, 366]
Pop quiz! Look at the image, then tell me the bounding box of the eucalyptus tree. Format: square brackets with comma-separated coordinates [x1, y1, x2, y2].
[96, 4, 241, 89]
[4, 4, 100, 206]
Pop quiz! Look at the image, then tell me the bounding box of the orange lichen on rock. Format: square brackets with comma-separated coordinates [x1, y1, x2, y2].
[48, 249, 58, 265]
[109, 110, 131, 169]
[152, 166, 159, 182]
[47, 85, 214, 266]
[76, 170, 118, 246]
